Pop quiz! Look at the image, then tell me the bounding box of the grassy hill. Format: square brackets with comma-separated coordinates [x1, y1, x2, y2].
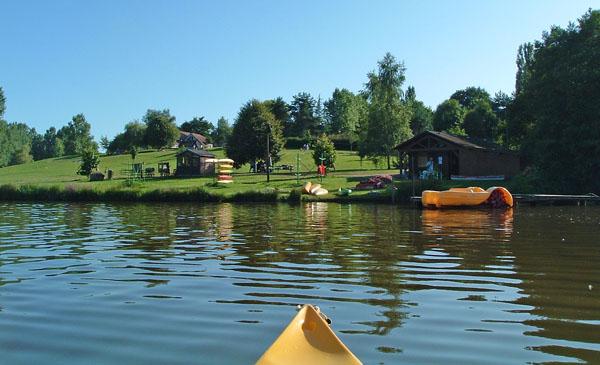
[0, 148, 394, 198]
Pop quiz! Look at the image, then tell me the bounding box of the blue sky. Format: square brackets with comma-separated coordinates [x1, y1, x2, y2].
[1, 0, 598, 140]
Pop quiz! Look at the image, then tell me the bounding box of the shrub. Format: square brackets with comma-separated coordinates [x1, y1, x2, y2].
[312, 134, 337, 168]
[78, 148, 100, 176]
[89, 172, 105, 181]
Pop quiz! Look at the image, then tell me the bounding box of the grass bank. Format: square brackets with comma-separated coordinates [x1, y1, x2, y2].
[0, 179, 523, 204]
[0, 148, 528, 204]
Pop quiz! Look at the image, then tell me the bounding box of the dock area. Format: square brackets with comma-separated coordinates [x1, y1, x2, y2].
[410, 193, 600, 206]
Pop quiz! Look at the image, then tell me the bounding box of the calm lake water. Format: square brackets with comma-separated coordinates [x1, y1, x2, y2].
[1, 202, 600, 364]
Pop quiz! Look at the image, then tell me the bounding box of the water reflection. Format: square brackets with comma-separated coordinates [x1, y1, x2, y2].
[421, 208, 514, 241]
[0, 203, 599, 364]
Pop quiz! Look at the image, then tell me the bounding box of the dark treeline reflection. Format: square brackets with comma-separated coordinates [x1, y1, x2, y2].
[1, 203, 599, 363]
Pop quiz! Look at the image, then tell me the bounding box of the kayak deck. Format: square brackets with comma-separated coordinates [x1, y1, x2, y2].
[256, 305, 362, 365]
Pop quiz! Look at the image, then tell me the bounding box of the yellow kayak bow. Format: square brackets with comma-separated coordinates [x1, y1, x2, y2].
[256, 305, 362, 365]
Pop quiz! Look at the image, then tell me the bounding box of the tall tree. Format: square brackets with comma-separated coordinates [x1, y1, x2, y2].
[58, 114, 96, 155]
[463, 99, 500, 140]
[180, 116, 213, 139]
[43, 127, 64, 158]
[0, 122, 34, 166]
[506, 43, 537, 149]
[143, 109, 179, 150]
[30, 129, 46, 160]
[450, 87, 491, 109]
[226, 100, 284, 167]
[491, 91, 512, 122]
[405, 86, 433, 135]
[211, 116, 232, 147]
[100, 136, 110, 152]
[11, 144, 33, 165]
[515, 42, 535, 95]
[515, 10, 600, 193]
[289, 92, 319, 137]
[362, 53, 413, 168]
[123, 121, 147, 148]
[433, 99, 465, 135]
[107, 133, 127, 154]
[265, 97, 291, 136]
[324, 88, 368, 150]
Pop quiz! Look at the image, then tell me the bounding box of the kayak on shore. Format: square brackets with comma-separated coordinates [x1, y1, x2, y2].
[255, 304, 362, 365]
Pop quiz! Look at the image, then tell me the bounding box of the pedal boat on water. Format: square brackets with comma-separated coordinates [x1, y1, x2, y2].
[421, 186, 513, 208]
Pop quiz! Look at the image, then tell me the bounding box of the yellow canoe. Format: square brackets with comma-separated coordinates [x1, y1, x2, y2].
[422, 186, 513, 208]
[302, 182, 312, 194]
[256, 305, 362, 365]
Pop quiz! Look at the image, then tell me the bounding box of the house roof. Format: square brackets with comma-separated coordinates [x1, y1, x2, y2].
[395, 130, 514, 154]
[176, 148, 215, 158]
[179, 131, 208, 144]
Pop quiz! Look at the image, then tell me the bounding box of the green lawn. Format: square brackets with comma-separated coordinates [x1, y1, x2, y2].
[0, 148, 394, 197]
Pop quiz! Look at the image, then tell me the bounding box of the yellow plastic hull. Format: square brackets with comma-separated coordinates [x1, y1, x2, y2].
[422, 186, 513, 208]
[256, 305, 362, 365]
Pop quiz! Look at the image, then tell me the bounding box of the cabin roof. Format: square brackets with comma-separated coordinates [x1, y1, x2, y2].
[179, 131, 208, 144]
[395, 130, 515, 154]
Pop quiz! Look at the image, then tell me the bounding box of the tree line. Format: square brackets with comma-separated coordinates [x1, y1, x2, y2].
[0, 88, 233, 166]
[103, 112, 232, 155]
[429, 9, 600, 193]
[225, 52, 420, 169]
[224, 9, 600, 194]
[0, 95, 97, 168]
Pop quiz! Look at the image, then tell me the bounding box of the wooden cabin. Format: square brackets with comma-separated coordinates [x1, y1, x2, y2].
[175, 148, 216, 177]
[394, 131, 520, 179]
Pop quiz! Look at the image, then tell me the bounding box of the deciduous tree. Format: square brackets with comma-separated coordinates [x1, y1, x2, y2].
[211, 117, 232, 147]
[226, 100, 284, 167]
[433, 99, 465, 135]
[143, 109, 179, 150]
[361, 52, 413, 169]
[312, 134, 336, 168]
[59, 114, 96, 155]
[515, 10, 600, 193]
[289, 93, 319, 137]
[405, 86, 433, 135]
[463, 99, 500, 140]
[180, 117, 213, 139]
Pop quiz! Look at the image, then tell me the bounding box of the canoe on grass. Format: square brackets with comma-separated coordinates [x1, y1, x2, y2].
[313, 188, 328, 196]
[255, 304, 362, 365]
[309, 184, 322, 195]
[302, 181, 312, 194]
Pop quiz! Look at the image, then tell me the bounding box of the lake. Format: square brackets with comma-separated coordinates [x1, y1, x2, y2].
[1, 202, 599, 364]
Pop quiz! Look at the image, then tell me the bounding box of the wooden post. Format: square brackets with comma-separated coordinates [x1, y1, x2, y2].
[266, 131, 270, 183]
[411, 154, 415, 198]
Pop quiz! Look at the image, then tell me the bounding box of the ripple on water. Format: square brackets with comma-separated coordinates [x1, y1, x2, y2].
[0, 203, 600, 364]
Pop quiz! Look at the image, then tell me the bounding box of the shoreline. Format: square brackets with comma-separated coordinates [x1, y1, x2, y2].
[0, 183, 405, 204]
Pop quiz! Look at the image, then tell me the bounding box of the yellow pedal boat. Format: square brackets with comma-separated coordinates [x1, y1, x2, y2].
[255, 305, 362, 365]
[422, 186, 513, 208]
